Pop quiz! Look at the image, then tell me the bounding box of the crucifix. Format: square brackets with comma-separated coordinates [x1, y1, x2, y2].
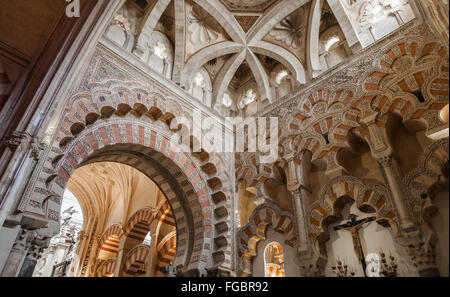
[334, 214, 376, 277]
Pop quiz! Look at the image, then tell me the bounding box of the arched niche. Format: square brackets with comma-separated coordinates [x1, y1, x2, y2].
[252, 228, 299, 277]
[145, 31, 174, 79]
[188, 67, 212, 107]
[319, 25, 349, 70]
[336, 130, 384, 184]
[103, 2, 139, 51]
[386, 113, 427, 176]
[269, 63, 293, 101]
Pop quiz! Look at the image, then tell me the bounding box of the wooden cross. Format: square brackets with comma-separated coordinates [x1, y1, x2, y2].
[334, 214, 376, 277]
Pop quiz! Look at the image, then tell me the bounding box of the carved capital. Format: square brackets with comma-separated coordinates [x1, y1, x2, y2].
[377, 154, 395, 168]
[290, 186, 311, 199]
[283, 152, 296, 163]
[0, 131, 44, 160]
[359, 112, 379, 126]
[0, 131, 30, 151]
[11, 228, 33, 251]
[30, 138, 46, 160]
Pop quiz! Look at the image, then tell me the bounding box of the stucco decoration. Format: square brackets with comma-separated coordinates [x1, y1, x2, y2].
[269, 8, 305, 49]
[219, 0, 277, 13]
[187, 5, 222, 44]
[114, 14, 131, 32]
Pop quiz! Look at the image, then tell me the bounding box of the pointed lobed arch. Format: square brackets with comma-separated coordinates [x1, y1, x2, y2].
[306, 176, 399, 266]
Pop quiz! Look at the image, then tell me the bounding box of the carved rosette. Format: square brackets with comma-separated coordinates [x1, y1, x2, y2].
[187, 5, 221, 44]
[269, 8, 305, 49]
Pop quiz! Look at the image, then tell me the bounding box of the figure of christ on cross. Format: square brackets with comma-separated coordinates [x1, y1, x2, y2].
[334, 214, 376, 277]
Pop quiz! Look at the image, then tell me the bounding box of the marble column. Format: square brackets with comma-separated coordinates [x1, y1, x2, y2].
[19, 234, 51, 277]
[285, 152, 311, 254]
[144, 233, 157, 276]
[377, 154, 416, 232]
[113, 235, 127, 277]
[291, 188, 309, 254]
[18, 244, 39, 277]
[360, 113, 416, 232]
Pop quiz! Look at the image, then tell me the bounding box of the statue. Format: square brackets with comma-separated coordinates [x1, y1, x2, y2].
[334, 214, 376, 277]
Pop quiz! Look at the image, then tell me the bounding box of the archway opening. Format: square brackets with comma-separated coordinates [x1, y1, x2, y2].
[51, 157, 187, 277]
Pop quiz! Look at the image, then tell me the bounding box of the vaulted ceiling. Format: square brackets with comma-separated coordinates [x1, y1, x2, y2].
[109, 0, 351, 113]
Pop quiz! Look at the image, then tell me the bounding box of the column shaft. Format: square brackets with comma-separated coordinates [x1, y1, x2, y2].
[378, 155, 415, 231]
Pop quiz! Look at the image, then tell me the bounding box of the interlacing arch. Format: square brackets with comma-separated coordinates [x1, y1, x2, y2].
[234, 150, 280, 191]
[404, 138, 449, 222]
[279, 87, 361, 167]
[307, 176, 399, 258]
[234, 86, 362, 185]
[233, 96, 360, 188]
[237, 203, 297, 276]
[363, 41, 448, 93]
[39, 82, 234, 273]
[234, 164, 257, 190]
[297, 88, 356, 118]
[359, 40, 448, 128]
